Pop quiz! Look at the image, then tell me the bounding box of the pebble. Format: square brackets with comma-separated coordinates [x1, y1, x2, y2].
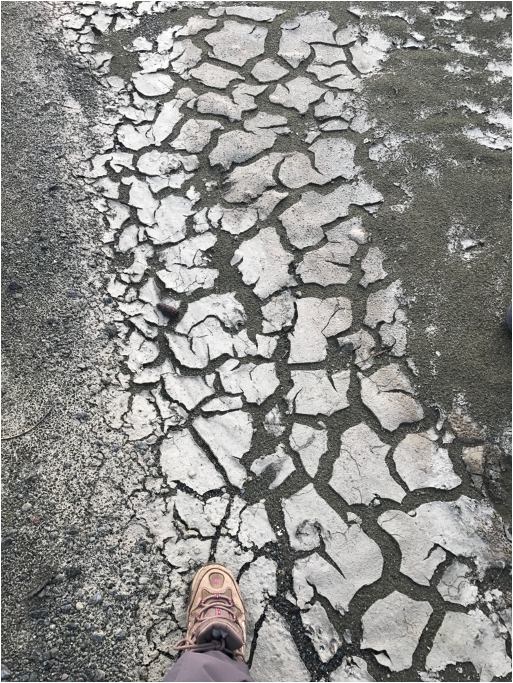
[66, 289, 81, 298]
[21, 503, 32, 512]
[60, 605, 71, 613]
[89, 592, 103, 605]
[8, 282, 22, 291]
[115, 630, 127, 640]
[91, 632, 104, 643]
[54, 573, 65, 584]
[75, 602, 85, 610]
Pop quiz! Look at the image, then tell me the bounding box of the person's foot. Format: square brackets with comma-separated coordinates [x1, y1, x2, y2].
[173, 563, 247, 662]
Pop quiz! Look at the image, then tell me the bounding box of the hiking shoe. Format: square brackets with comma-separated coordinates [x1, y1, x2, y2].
[173, 563, 247, 662]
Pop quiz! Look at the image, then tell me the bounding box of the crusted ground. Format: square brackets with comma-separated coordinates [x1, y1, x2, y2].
[2, 2, 511, 682]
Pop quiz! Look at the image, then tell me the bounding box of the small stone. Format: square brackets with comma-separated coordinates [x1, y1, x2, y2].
[90, 632, 105, 643]
[21, 502, 33, 512]
[75, 602, 85, 610]
[115, 630, 127, 640]
[461, 445, 485, 474]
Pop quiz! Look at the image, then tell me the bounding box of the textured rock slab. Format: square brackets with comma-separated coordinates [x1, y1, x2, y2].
[380, 309, 408, 357]
[261, 291, 295, 333]
[280, 181, 383, 249]
[330, 656, 376, 682]
[283, 484, 383, 609]
[393, 432, 462, 491]
[378, 495, 511, 585]
[193, 411, 253, 487]
[338, 329, 376, 370]
[205, 21, 267, 66]
[217, 359, 279, 405]
[160, 429, 225, 494]
[251, 607, 310, 682]
[231, 227, 297, 299]
[269, 76, 326, 114]
[286, 369, 350, 416]
[436, 560, 478, 606]
[201, 395, 244, 413]
[289, 423, 327, 478]
[251, 58, 289, 82]
[132, 71, 174, 96]
[364, 280, 402, 328]
[278, 11, 337, 68]
[361, 591, 432, 671]
[250, 444, 295, 489]
[330, 423, 406, 505]
[289, 297, 352, 363]
[425, 609, 511, 682]
[359, 364, 424, 431]
[360, 247, 387, 287]
[301, 602, 341, 663]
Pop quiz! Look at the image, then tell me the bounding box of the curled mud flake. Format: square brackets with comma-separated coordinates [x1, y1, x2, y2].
[137, 498, 177, 549]
[286, 369, 350, 417]
[278, 152, 326, 189]
[361, 591, 432, 672]
[330, 423, 406, 505]
[123, 391, 160, 441]
[364, 279, 403, 328]
[280, 180, 383, 249]
[238, 556, 277, 652]
[102, 388, 130, 430]
[123, 244, 154, 284]
[378, 495, 511, 585]
[138, 52, 170, 74]
[312, 44, 347, 66]
[359, 246, 387, 288]
[174, 490, 228, 537]
[231, 227, 297, 299]
[217, 358, 279, 405]
[205, 21, 267, 66]
[160, 428, 226, 495]
[238, 501, 277, 549]
[202, 395, 244, 413]
[175, 292, 246, 335]
[163, 370, 214, 411]
[223, 153, 285, 203]
[350, 29, 392, 75]
[338, 329, 376, 370]
[169, 40, 202, 77]
[269, 77, 327, 114]
[189, 63, 243, 89]
[261, 291, 295, 334]
[251, 58, 289, 83]
[359, 363, 423, 432]
[251, 607, 310, 683]
[132, 71, 174, 97]
[314, 91, 354, 120]
[307, 62, 355, 83]
[171, 119, 223, 154]
[192, 411, 253, 487]
[195, 83, 266, 122]
[297, 239, 357, 287]
[379, 309, 408, 357]
[208, 204, 258, 235]
[122, 176, 158, 225]
[301, 602, 341, 663]
[425, 609, 511, 682]
[393, 432, 461, 491]
[436, 561, 478, 606]
[149, 194, 196, 245]
[157, 232, 219, 294]
[117, 122, 152, 151]
[164, 537, 211, 573]
[214, 536, 254, 577]
[133, 358, 174, 385]
[209, 128, 275, 170]
[250, 444, 295, 490]
[156, 303, 179, 318]
[216, 6, 286, 22]
[264, 406, 286, 437]
[152, 384, 188, 431]
[123, 329, 159, 372]
[320, 120, 349, 131]
[175, 16, 217, 37]
[289, 423, 327, 478]
[289, 297, 352, 364]
[118, 224, 138, 253]
[330, 657, 376, 682]
[283, 484, 383, 607]
[278, 11, 337, 68]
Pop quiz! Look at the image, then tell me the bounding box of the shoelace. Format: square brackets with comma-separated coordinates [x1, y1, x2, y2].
[173, 594, 243, 658]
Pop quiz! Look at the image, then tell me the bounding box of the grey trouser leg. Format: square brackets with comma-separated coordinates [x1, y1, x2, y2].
[163, 651, 253, 682]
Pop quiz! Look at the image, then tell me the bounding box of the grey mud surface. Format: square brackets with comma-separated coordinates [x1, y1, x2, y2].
[2, 2, 511, 683]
